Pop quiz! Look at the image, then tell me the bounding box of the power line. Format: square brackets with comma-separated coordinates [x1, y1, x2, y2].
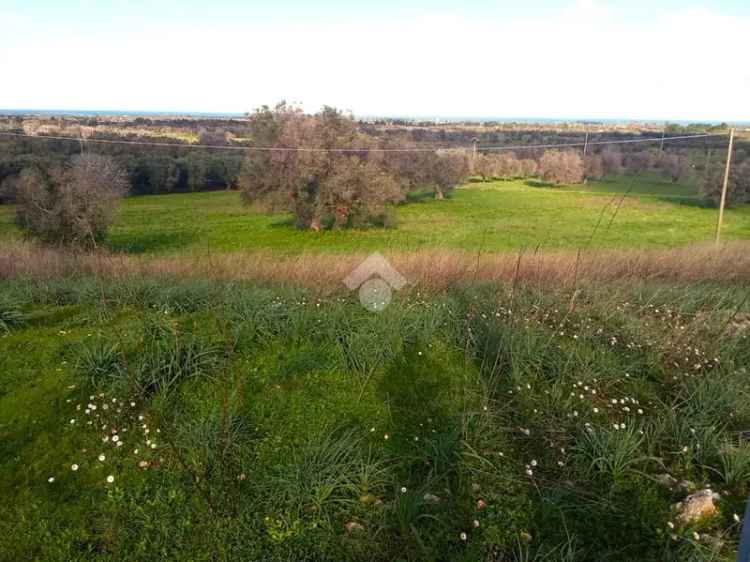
[0, 130, 726, 153]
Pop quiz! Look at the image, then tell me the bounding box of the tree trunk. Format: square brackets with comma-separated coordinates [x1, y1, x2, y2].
[434, 187, 444, 200]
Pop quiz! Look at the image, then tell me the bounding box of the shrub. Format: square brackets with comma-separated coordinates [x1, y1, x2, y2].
[15, 153, 129, 247]
[573, 426, 644, 484]
[0, 296, 25, 333]
[134, 316, 222, 395]
[75, 339, 126, 386]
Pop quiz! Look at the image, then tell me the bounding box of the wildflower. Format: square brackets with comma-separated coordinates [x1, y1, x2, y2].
[48, 477, 55, 483]
[69, 419, 76, 424]
[525, 469, 533, 477]
[400, 487, 407, 493]
[667, 521, 674, 529]
[71, 464, 79, 471]
[530, 459, 537, 467]
[692, 532, 700, 541]
[112, 435, 119, 443]
[734, 513, 741, 523]
[593, 407, 599, 413]
[106, 475, 114, 484]
[473, 519, 480, 528]
[384, 434, 390, 440]
[460, 532, 467, 541]
[477, 499, 487, 510]
[98, 454, 106, 462]
[150, 443, 156, 449]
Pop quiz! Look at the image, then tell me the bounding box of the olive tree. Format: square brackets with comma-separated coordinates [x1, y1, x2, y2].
[701, 158, 750, 207]
[15, 153, 129, 247]
[239, 104, 406, 229]
[538, 150, 584, 185]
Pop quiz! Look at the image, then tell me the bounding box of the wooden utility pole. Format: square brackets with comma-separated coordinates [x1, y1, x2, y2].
[714, 128, 735, 245]
[471, 138, 478, 174]
[582, 131, 589, 157]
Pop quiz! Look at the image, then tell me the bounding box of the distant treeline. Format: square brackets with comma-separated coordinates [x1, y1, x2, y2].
[0, 113, 746, 205]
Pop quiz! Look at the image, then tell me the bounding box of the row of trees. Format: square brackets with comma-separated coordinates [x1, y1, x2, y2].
[473, 148, 695, 186]
[3, 105, 749, 245]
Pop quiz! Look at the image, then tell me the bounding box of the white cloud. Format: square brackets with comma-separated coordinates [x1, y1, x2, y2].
[0, 2, 748, 120]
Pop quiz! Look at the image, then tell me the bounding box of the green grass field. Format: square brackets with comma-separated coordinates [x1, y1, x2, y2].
[1, 174, 748, 255]
[1, 279, 749, 561]
[1, 172, 750, 561]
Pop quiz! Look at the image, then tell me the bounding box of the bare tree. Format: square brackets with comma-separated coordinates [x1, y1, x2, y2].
[15, 154, 129, 247]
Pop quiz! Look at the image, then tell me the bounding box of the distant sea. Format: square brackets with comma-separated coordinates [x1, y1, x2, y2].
[0, 108, 747, 126]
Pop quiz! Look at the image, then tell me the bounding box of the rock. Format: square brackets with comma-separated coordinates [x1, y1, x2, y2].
[674, 489, 720, 525]
[423, 493, 441, 505]
[345, 521, 365, 534]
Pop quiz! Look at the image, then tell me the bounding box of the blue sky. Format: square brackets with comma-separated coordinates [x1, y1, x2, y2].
[1, 0, 748, 120]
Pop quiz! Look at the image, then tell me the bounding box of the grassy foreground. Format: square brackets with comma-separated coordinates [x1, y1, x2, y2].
[1, 277, 749, 561]
[1, 175, 748, 255]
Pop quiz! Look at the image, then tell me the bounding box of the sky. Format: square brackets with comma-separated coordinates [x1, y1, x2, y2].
[1, 0, 749, 121]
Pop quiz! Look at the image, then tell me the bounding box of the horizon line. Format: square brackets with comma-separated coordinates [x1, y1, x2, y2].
[0, 107, 747, 126]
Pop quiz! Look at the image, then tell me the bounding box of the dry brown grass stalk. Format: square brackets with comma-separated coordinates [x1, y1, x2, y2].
[1, 240, 749, 291]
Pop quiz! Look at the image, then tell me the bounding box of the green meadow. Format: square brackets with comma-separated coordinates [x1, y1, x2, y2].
[1, 171, 749, 562]
[1, 278, 749, 561]
[1, 175, 748, 255]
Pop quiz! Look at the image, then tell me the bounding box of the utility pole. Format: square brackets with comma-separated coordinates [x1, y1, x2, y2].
[659, 128, 666, 152]
[471, 138, 478, 174]
[582, 131, 589, 157]
[714, 128, 735, 246]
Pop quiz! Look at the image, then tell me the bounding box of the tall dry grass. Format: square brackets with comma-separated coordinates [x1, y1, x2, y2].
[1, 239, 749, 291]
